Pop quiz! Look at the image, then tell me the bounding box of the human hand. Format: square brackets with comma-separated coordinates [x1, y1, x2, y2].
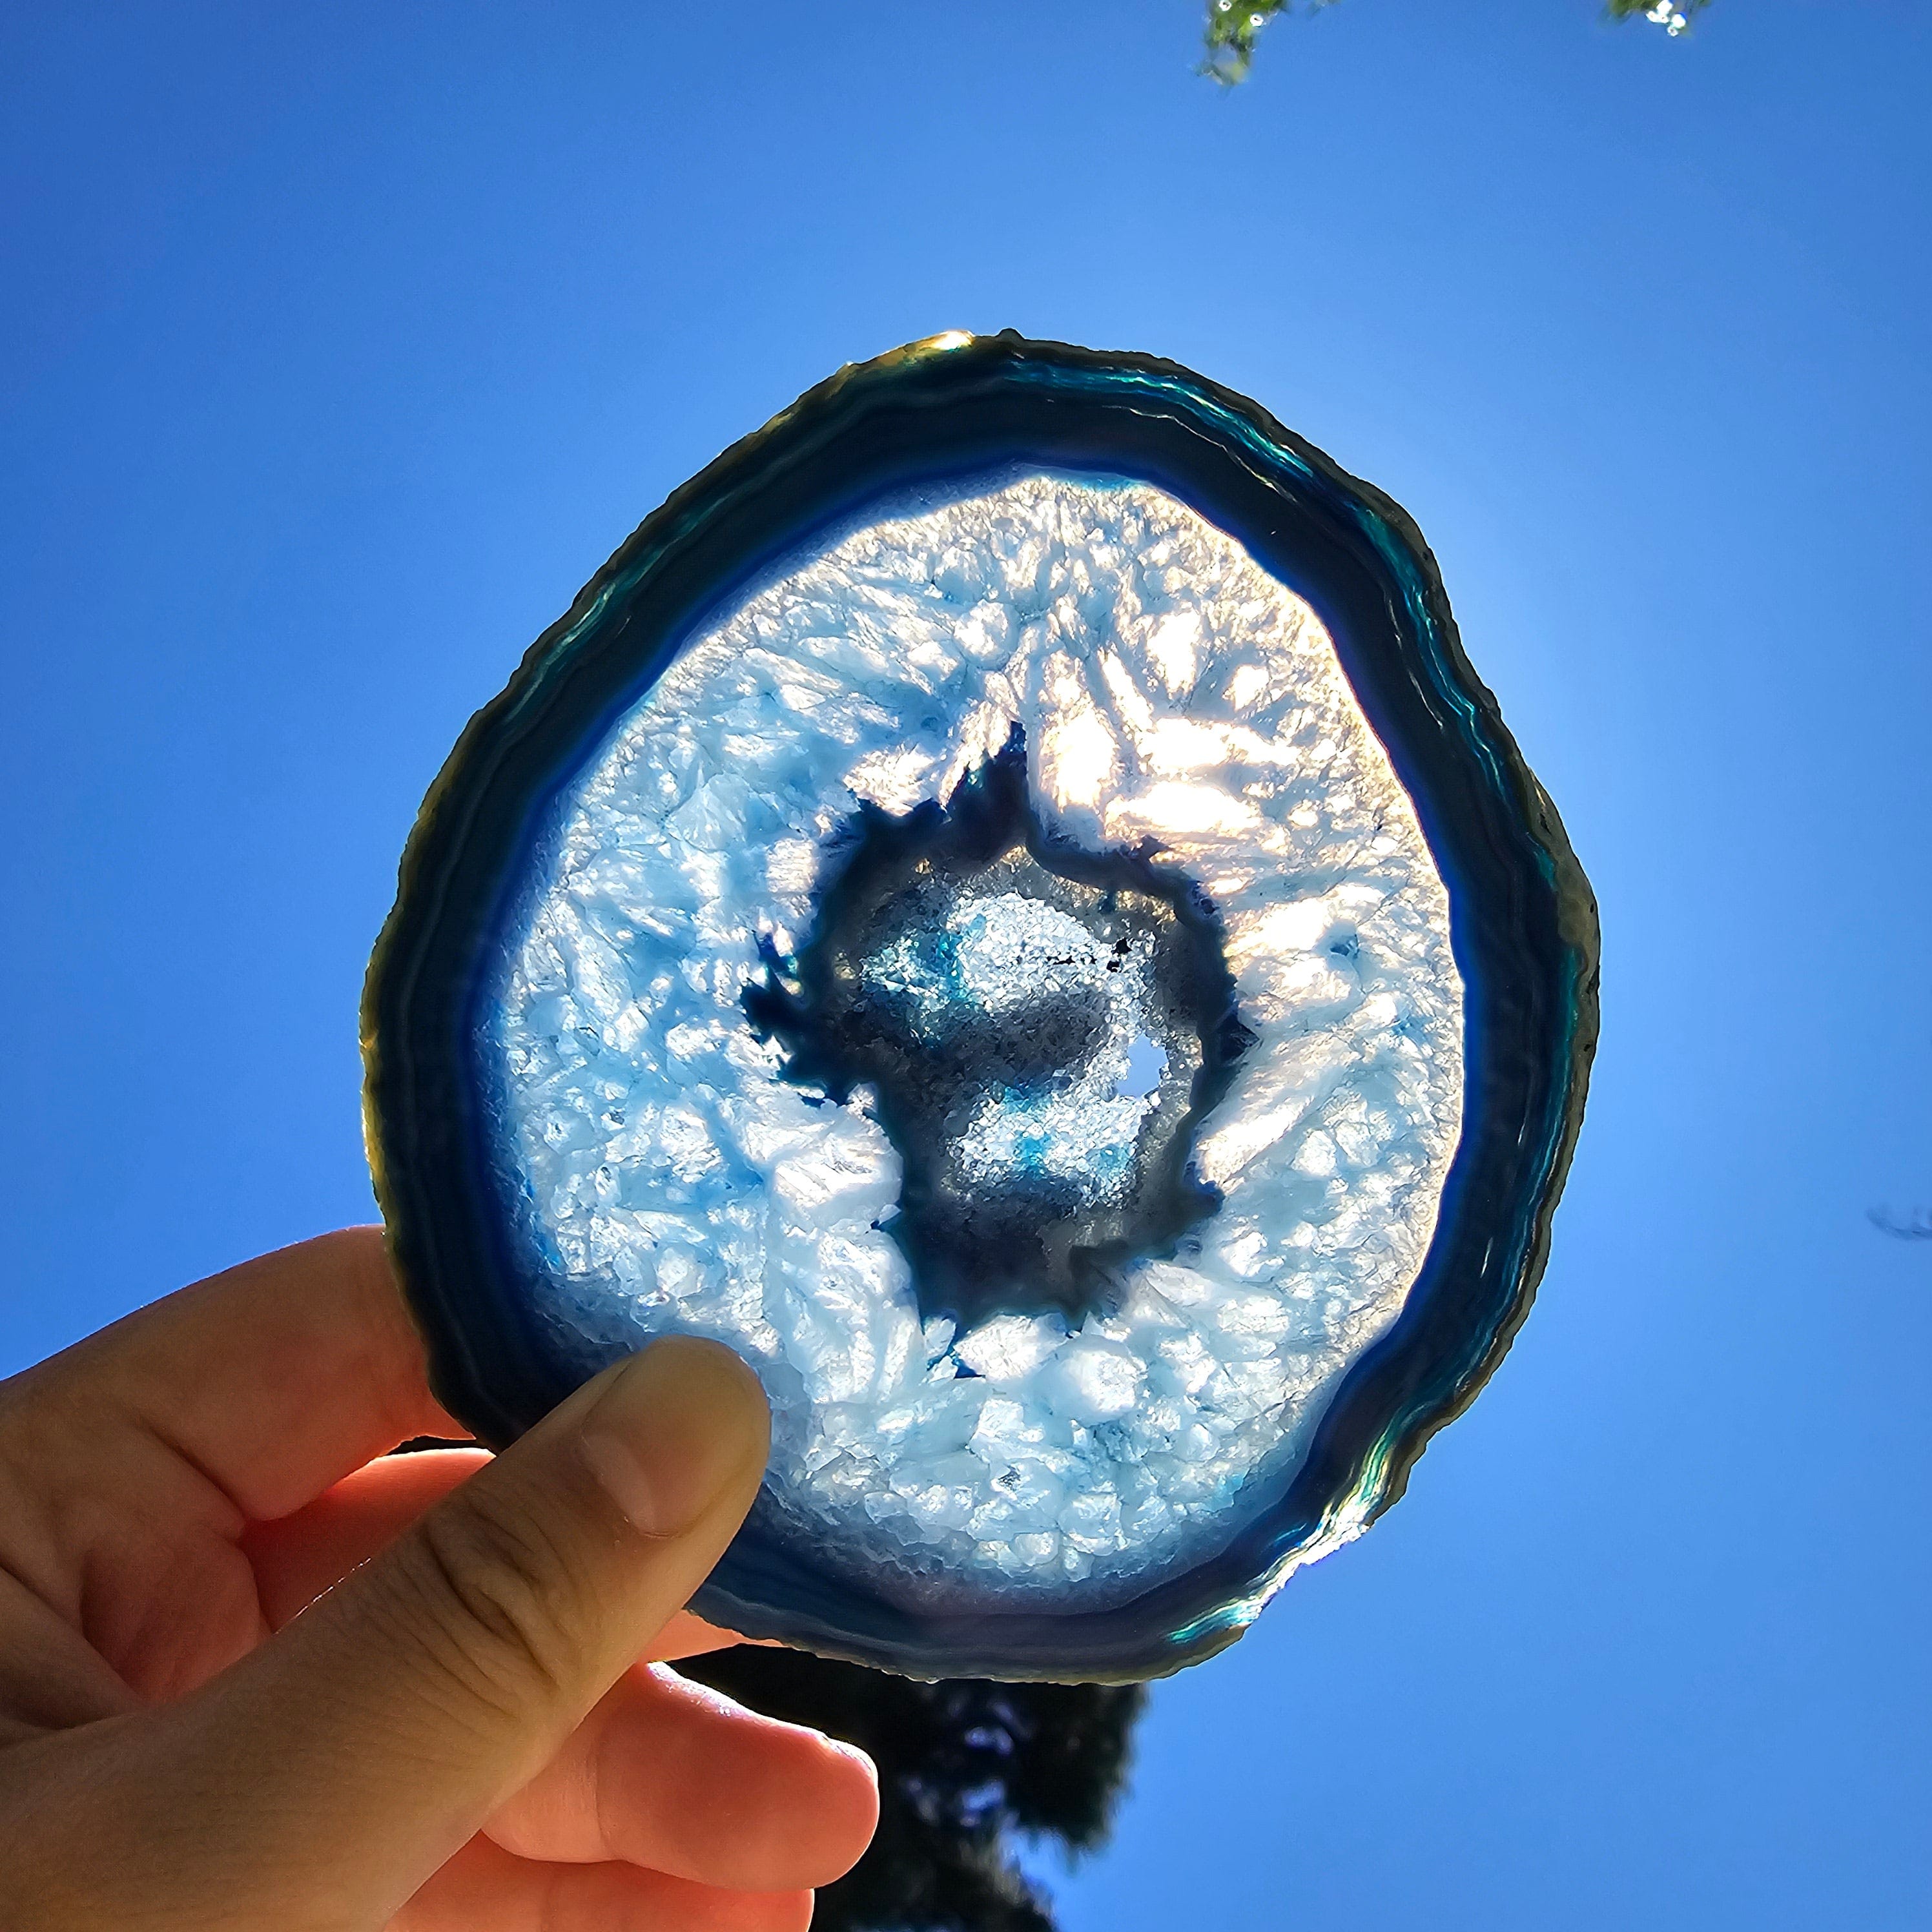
[0, 1228, 879, 1929]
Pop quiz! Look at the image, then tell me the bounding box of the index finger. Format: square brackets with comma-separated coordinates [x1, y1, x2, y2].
[4, 1227, 456, 1523]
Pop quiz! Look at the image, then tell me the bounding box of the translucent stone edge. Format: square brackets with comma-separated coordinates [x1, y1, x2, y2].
[362, 332, 1601, 1683]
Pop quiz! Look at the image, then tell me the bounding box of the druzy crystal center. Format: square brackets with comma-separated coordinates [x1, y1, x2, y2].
[744, 734, 1248, 1328]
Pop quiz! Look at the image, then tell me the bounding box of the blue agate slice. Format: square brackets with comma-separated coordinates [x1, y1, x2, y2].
[364, 334, 1598, 1682]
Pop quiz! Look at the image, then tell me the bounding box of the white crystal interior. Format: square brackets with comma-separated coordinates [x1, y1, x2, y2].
[497, 473, 1464, 1607]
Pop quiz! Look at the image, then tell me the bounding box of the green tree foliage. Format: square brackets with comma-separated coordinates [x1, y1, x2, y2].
[1203, 0, 1714, 83]
[680, 1645, 1147, 1932]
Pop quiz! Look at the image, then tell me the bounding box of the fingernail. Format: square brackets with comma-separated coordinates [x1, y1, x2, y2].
[579, 1337, 770, 1539]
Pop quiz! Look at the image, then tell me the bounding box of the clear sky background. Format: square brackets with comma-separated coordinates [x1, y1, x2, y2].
[3, 2, 1927, 1926]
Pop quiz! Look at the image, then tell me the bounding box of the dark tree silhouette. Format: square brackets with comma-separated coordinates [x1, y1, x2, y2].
[679, 1647, 1147, 1932]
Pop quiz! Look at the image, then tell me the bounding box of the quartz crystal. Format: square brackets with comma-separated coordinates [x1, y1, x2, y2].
[365, 335, 1598, 1681]
[499, 472, 1461, 1607]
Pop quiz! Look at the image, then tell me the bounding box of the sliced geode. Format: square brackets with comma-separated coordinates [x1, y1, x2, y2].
[363, 333, 1598, 1682]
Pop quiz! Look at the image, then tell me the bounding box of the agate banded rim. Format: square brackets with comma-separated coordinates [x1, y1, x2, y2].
[363, 333, 1598, 1681]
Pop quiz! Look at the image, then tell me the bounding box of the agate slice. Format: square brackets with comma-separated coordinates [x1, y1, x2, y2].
[364, 334, 1598, 1682]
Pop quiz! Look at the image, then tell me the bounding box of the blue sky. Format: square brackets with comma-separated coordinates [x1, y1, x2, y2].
[2, 2, 1927, 1926]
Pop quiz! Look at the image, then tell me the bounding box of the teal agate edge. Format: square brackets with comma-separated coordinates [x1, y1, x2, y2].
[363, 333, 1599, 1683]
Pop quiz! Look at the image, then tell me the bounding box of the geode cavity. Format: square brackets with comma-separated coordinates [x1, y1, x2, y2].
[743, 725, 1251, 1331]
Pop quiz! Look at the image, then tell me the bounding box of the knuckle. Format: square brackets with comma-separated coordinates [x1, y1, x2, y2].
[397, 1492, 590, 1711]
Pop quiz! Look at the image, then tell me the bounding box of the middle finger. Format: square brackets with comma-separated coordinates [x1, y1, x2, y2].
[483, 1662, 878, 1893]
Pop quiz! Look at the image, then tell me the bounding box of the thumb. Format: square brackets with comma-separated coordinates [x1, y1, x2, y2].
[164, 1335, 771, 1923]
